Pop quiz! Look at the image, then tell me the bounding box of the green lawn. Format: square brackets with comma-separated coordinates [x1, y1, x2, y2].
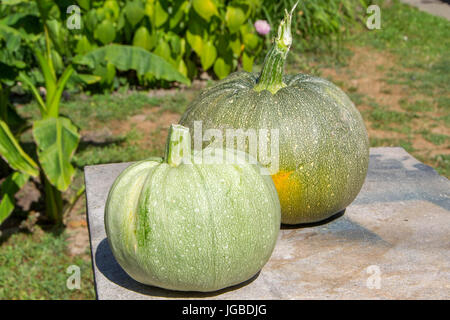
[0, 229, 95, 299]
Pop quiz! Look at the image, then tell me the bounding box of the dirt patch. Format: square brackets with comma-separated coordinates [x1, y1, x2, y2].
[108, 107, 181, 151]
[322, 47, 405, 112]
[320, 46, 449, 164]
[65, 195, 90, 258]
[15, 178, 41, 212]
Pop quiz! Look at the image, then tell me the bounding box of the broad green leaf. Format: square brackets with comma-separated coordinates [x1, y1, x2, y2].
[2, 0, 31, 5]
[94, 20, 116, 45]
[245, 0, 261, 13]
[154, 41, 173, 64]
[186, 30, 203, 55]
[229, 35, 242, 56]
[71, 72, 101, 85]
[169, 0, 189, 29]
[76, 0, 90, 11]
[133, 26, 156, 51]
[33, 117, 80, 192]
[225, 6, 246, 33]
[242, 29, 260, 51]
[0, 172, 29, 225]
[200, 41, 217, 71]
[36, 0, 60, 21]
[0, 53, 26, 70]
[75, 35, 94, 55]
[124, 0, 145, 27]
[51, 49, 63, 73]
[177, 59, 188, 77]
[0, 10, 38, 27]
[46, 19, 65, 54]
[144, 0, 154, 18]
[103, 0, 120, 21]
[17, 72, 47, 116]
[85, 9, 98, 31]
[5, 31, 21, 52]
[217, 34, 240, 57]
[169, 34, 183, 56]
[213, 57, 231, 79]
[0, 22, 27, 41]
[154, 1, 169, 28]
[242, 51, 254, 72]
[0, 120, 39, 177]
[47, 66, 74, 118]
[35, 50, 56, 102]
[192, 0, 218, 22]
[186, 58, 197, 79]
[96, 7, 107, 21]
[74, 44, 190, 85]
[94, 62, 116, 87]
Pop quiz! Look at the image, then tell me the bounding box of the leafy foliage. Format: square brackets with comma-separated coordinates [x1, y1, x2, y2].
[0, 0, 81, 226]
[74, 44, 190, 85]
[262, 0, 371, 52]
[0, 0, 266, 91]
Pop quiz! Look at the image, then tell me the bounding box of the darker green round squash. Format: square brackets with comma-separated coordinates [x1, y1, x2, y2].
[180, 6, 369, 224]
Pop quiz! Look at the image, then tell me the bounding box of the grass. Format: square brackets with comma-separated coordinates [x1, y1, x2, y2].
[420, 131, 449, 146]
[369, 108, 413, 127]
[355, 0, 450, 99]
[370, 137, 415, 153]
[73, 129, 161, 168]
[321, 0, 449, 176]
[17, 90, 192, 131]
[0, 229, 95, 300]
[399, 99, 434, 113]
[432, 154, 450, 177]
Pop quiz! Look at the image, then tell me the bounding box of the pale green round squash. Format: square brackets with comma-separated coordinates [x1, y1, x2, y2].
[105, 125, 281, 292]
[180, 7, 369, 224]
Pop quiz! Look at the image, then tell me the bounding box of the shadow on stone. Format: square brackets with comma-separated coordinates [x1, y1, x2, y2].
[281, 209, 345, 229]
[354, 152, 450, 211]
[281, 209, 389, 246]
[95, 238, 259, 298]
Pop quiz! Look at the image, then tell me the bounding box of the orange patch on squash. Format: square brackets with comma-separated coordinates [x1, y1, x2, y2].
[271, 170, 302, 205]
[271, 170, 295, 191]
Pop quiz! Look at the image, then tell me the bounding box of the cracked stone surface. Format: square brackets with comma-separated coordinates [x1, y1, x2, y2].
[85, 147, 450, 299]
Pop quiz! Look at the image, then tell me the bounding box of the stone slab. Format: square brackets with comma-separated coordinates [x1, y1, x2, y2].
[84, 147, 450, 299]
[400, 0, 450, 21]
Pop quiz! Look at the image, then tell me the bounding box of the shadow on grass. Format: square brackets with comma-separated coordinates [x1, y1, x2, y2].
[77, 136, 127, 153]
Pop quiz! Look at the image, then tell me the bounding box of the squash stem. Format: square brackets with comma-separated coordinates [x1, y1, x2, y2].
[254, 2, 298, 94]
[164, 124, 191, 167]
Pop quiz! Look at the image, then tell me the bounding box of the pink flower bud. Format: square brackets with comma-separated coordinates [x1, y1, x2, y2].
[254, 20, 271, 35]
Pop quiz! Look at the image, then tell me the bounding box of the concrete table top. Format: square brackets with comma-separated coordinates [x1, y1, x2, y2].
[84, 147, 450, 299]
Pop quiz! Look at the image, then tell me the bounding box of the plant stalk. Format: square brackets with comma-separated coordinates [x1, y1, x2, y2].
[164, 124, 191, 167]
[44, 175, 63, 225]
[254, 2, 298, 94]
